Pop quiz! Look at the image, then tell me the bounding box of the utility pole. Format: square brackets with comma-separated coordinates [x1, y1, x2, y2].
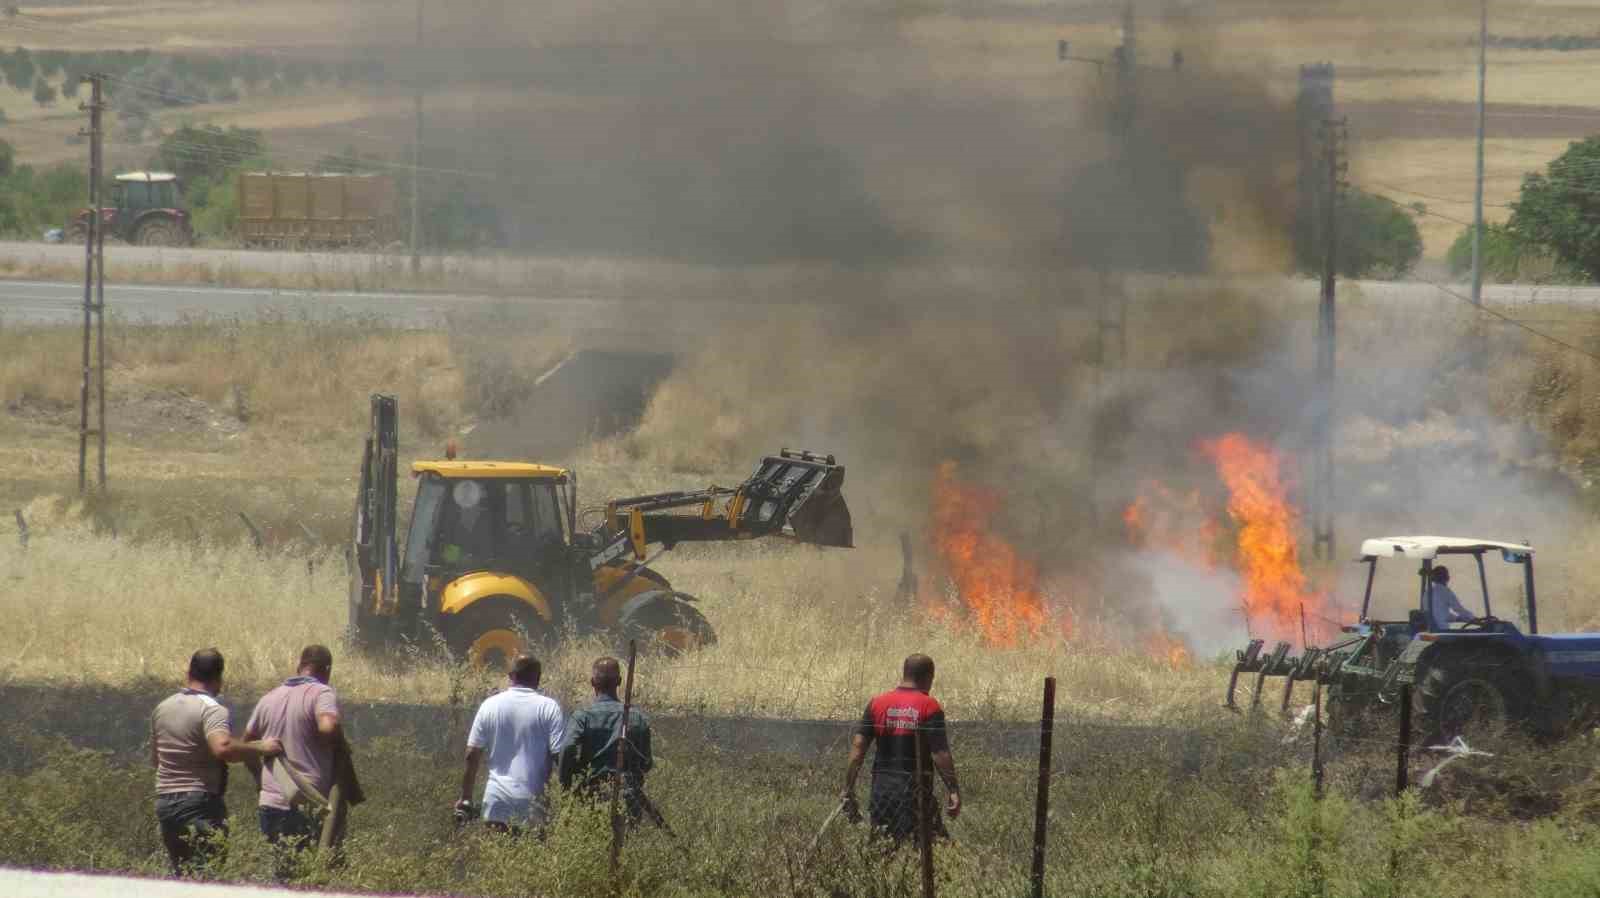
[1312, 118, 1347, 562]
[1470, 0, 1487, 307]
[410, 0, 423, 277]
[1297, 64, 1335, 267]
[1111, 1, 1137, 137]
[77, 73, 106, 493]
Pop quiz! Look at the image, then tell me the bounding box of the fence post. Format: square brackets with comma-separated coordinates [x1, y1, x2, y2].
[1311, 677, 1324, 800]
[238, 511, 264, 551]
[1395, 684, 1411, 796]
[1031, 677, 1056, 898]
[609, 639, 638, 884]
[915, 727, 936, 898]
[13, 510, 27, 550]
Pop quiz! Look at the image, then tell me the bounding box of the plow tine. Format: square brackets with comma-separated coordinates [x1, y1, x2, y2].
[1281, 648, 1324, 715]
[1251, 642, 1291, 710]
[1225, 639, 1265, 711]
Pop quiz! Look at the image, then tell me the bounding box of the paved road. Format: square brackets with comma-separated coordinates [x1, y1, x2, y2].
[0, 278, 521, 327]
[7, 269, 1600, 335]
[0, 278, 773, 352]
[0, 278, 495, 326]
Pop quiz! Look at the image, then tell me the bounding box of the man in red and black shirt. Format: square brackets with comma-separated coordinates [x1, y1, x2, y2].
[842, 653, 961, 842]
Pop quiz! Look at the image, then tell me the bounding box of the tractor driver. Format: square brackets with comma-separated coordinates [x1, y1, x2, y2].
[1426, 565, 1475, 631]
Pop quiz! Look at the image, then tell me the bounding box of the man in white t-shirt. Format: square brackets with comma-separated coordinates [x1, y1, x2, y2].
[458, 654, 566, 833]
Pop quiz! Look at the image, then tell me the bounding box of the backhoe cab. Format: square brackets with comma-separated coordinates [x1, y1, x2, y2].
[350, 395, 852, 668]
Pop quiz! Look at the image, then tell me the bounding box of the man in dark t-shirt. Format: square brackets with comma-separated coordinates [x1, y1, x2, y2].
[842, 653, 961, 842]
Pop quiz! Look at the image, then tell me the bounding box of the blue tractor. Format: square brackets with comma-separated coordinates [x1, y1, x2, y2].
[1227, 536, 1600, 744]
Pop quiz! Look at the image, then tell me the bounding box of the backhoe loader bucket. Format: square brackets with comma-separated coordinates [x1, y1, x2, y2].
[747, 449, 853, 548]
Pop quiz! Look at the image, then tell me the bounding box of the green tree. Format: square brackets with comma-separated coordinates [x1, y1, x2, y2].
[1297, 190, 1423, 278]
[152, 123, 264, 184]
[0, 138, 12, 179]
[32, 77, 56, 107]
[0, 46, 33, 90]
[1445, 222, 1580, 283]
[1508, 135, 1600, 281]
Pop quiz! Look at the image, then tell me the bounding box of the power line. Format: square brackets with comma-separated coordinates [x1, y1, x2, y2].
[1416, 275, 1600, 366]
[1361, 180, 1512, 210]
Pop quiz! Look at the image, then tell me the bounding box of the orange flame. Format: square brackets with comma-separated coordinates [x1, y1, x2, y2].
[1146, 626, 1193, 670]
[927, 461, 1053, 647]
[1123, 433, 1333, 649]
[1198, 433, 1326, 647]
[1123, 480, 1221, 570]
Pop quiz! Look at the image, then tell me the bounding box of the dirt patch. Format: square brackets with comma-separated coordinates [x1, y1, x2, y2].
[5, 389, 245, 441]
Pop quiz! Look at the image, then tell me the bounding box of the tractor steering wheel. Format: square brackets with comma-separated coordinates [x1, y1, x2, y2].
[1458, 616, 1499, 631]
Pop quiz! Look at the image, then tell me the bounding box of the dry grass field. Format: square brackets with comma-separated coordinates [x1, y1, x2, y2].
[6, 275, 1600, 717]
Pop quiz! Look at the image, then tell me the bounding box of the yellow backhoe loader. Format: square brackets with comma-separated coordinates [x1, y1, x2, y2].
[350, 395, 852, 666]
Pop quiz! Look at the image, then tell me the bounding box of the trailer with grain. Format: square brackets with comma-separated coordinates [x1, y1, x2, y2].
[238, 172, 399, 247]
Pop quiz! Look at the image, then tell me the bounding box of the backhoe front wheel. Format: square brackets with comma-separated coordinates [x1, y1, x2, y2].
[445, 598, 551, 671]
[619, 592, 716, 657]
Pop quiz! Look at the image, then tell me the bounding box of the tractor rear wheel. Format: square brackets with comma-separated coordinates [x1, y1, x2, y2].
[1418, 651, 1531, 746]
[619, 592, 716, 657]
[136, 219, 181, 247]
[445, 598, 551, 671]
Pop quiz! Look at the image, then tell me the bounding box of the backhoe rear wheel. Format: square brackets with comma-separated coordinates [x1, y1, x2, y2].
[445, 597, 551, 671]
[619, 592, 716, 657]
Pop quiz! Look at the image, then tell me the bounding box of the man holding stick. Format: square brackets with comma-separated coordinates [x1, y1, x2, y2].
[458, 654, 566, 834]
[558, 656, 654, 824]
[244, 644, 355, 852]
[842, 653, 961, 844]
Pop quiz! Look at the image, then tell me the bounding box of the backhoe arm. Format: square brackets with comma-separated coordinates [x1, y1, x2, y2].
[351, 394, 400, 616]
[595, 450, 853, 565]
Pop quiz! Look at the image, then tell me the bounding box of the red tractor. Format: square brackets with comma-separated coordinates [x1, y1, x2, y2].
[68, 171, 193, 246]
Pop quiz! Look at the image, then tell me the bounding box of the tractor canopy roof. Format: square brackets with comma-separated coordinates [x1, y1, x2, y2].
[114, 171, 178, 182]
[1359, 535, 1533, 560]
[412, 460, 567, 480]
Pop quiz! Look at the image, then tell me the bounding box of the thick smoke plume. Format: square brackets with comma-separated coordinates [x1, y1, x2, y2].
[388, 3, 1593, 648]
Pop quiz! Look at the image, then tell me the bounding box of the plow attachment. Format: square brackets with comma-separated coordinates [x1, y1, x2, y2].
[1224, 638, 1360, 713]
